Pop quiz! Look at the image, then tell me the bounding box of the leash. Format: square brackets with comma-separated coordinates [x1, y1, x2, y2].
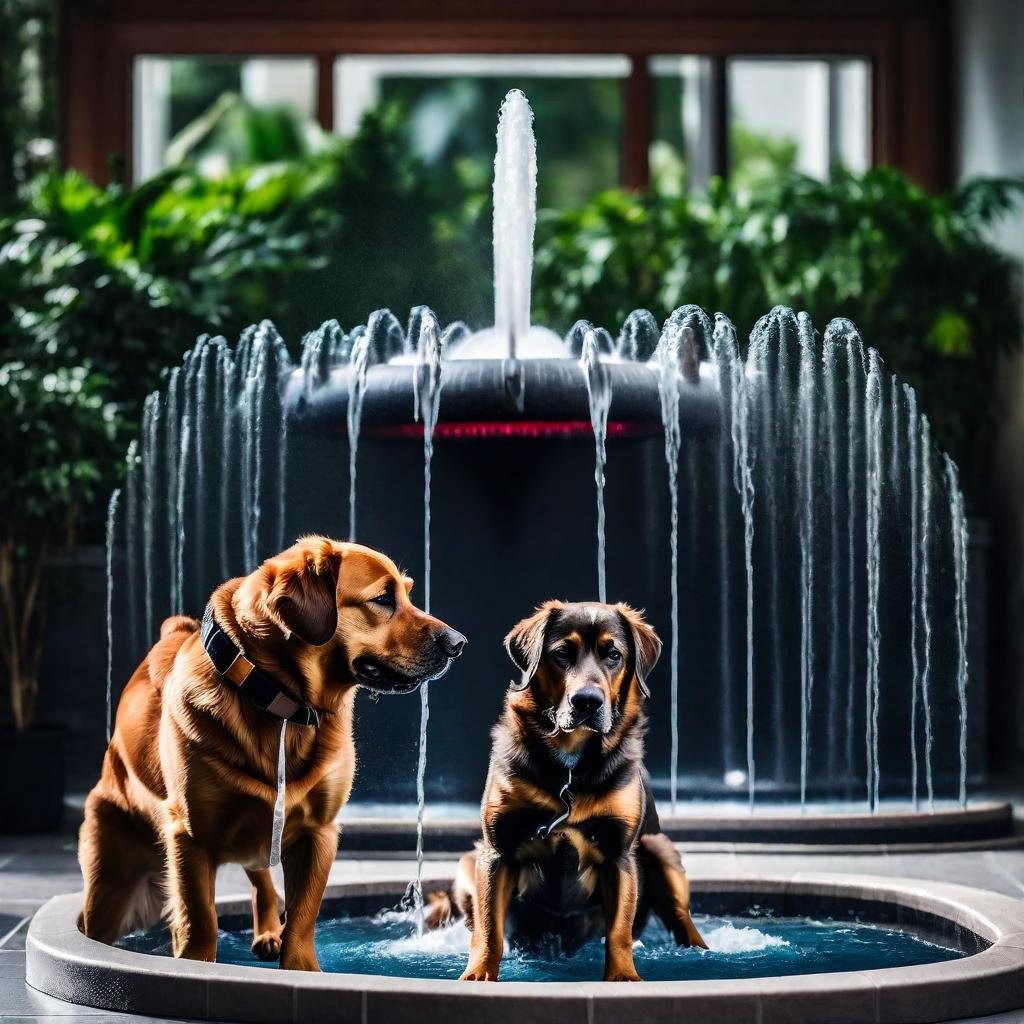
[533, 768, 575, 840]
[200, 605, 320, 728]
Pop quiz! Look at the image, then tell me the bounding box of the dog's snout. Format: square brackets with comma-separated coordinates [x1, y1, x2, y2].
[436, 627, 468, 659]
[569, 685, 605, 716]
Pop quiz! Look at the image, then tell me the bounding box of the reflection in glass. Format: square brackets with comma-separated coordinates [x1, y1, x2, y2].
[728, 58, 870, 189]
[334, 56, 629, 209]
[133, 57, 317, 181]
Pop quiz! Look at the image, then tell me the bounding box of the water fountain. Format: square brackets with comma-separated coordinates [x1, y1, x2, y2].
[102, 89, 997, 855]
[30, 85, 1024, 1024]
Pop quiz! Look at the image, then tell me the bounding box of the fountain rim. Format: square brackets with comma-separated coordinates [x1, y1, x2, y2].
[27, 873, 1024, 1023]
[332, 798, 1015, 851]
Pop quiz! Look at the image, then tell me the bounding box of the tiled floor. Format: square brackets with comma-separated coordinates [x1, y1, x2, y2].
[6, 826, 1024, 1022]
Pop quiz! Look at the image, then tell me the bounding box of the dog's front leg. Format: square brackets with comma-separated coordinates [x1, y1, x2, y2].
[247, 868, 284, 961]
[165, 825, 218, 962]
[600, 856, 642, 982]
[280, 823, 337, 971]
[460, 845, 513, 981]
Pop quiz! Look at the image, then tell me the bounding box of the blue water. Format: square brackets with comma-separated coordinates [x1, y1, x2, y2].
[120, 907, 965, 981]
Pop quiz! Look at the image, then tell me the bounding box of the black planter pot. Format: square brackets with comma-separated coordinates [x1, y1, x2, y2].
[0, 723, 68, 834]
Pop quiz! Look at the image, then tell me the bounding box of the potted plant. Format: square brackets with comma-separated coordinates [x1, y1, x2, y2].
[0, 360, 114, 833]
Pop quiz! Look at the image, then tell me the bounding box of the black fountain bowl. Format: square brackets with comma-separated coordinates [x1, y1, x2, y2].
[285, 358, 723, 436]
[279, 356, 723, 805]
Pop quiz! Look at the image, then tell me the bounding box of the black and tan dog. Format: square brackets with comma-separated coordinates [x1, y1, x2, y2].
[429, 600, 705, 982]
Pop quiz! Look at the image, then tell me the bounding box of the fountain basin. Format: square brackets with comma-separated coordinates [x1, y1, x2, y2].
[28, 874, 1024, 1024]
[335, 799, 1015, 852]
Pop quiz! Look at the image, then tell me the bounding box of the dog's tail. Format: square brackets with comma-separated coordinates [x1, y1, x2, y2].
[159, 615, 201, 640]
[423, 847, 478, 931]
[423, 889, 459, 930]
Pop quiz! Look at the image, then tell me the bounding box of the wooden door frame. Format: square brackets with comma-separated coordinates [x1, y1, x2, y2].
[60, 0, 950, 191]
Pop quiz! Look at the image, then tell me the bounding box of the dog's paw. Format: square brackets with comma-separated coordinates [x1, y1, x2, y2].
[280, 949, 321, 972]
[605, 968, 643, 982]
[251, 930, 283, 961]
[459, 966, 498, 981]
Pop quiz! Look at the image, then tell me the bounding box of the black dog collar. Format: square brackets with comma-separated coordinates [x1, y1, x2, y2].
[200, 605, 320, 728]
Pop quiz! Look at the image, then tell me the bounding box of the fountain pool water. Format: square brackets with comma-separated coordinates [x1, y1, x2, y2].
[119, 905, 965, 982]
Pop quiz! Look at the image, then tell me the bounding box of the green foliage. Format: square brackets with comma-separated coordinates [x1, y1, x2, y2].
[165, 93, 328, 170]
[0, 362, 114, 538]
[729, 124, 799, 192]
[0, 159, 331, 406]
[0, 358, 114, 730]
[533, 167, 1024, 502]
[0, 0, 58, 213]
[0, 102, 489, 546]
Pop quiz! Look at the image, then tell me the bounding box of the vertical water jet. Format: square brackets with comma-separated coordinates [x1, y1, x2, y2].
[580, 329, 612, 602]
[796, 315, 817, 806]
[411, 310, 444, 930]
[921, 415, 935, 809]
[905, 384, 922, 808]
[944, 454, 970, 807]
[865, 349, 883, 810]
[493, 90, 536, 357]
[105, 488, 120, 742]
[656, 324, 683, 813]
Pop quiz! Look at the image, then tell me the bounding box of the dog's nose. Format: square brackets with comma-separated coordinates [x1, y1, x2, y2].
[570, 686, 605, 717]
[436, 627, 467, 658]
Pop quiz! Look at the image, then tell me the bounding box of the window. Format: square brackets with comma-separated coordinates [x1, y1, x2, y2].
[126, 51, 872, 197]
[728, 58, 870, 189]
[649, 56, 714, 194]
[334, 55, 629, 209]
[651, 55, 870, 194]
[133, 57, 317, 181]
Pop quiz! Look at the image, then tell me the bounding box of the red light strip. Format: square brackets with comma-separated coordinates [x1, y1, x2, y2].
[358, 420, 661, 440]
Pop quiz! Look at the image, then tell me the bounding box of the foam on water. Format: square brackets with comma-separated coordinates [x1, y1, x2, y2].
[701, 921, 789, 953]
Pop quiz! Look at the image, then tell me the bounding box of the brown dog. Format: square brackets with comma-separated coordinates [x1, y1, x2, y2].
[79, 536, 465, 971]
[434, 600, 704, 982]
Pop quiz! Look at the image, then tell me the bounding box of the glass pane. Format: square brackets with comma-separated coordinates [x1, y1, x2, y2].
[649, 55, 714, 194]
[728, 57, 870, 188]
[133, 57, 317, 182]
[831, 59, 870, 172]
[334, 55, 629, 208]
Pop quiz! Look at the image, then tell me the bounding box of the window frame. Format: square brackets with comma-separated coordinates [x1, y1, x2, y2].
[60, 0, 949, 192]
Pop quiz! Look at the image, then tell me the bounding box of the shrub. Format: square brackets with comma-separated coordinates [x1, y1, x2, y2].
[533, 168, 1024, 502]
[0, 361, 115, 730]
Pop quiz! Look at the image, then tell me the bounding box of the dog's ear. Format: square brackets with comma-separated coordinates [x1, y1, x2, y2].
[505, 601, 562, 691]
[616, 604, 661, 698]
[266, 545, 342, 646]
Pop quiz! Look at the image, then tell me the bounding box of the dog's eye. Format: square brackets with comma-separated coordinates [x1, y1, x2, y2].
[551, 646, 574, 668]
[604, 648, 623, 665]
[370, 588, 396, 610]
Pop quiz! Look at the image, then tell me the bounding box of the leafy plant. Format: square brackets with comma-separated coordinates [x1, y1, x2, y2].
[0, 361, 115, 730]
[0, 159, 332, 408]
[0, 0, 57, 214]
[534, 167, 1024, 502]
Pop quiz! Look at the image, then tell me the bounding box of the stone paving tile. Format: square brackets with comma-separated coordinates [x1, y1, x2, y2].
[0, 918, 29, 950]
